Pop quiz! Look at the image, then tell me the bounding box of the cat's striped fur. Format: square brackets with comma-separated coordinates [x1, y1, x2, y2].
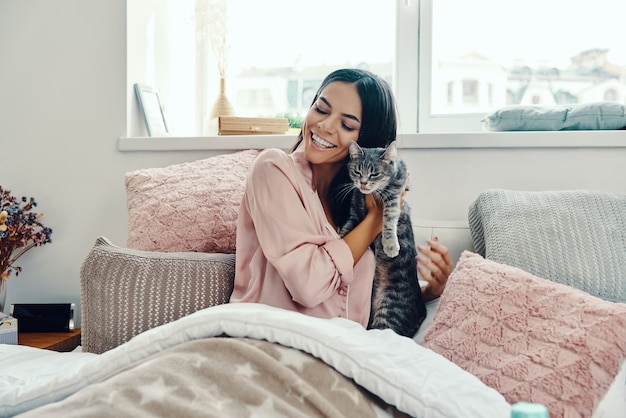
[337, 141, 426, 337]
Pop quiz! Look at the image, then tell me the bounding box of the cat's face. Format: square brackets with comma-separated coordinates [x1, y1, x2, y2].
[347, 141, 398, 194]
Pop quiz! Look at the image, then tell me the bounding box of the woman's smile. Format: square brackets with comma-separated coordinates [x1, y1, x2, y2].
[311, 133, 337, 150]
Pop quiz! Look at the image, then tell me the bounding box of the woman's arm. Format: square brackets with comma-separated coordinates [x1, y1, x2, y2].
[342, 194, 383, 266]
[243, 150, 355, 307]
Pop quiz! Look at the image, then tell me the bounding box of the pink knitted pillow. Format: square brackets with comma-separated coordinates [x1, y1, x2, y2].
[125, 150, 259, 254]
[423, 251, 626, 418]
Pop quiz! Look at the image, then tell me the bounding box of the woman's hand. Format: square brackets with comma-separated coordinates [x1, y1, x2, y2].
[364, 193, 383, 234]
[417, 236, 453, 302]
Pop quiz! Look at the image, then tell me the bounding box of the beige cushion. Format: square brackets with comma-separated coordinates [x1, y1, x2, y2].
[80, 237, 235, 354]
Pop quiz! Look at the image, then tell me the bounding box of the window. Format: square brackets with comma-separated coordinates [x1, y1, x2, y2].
[128, 0, 395, 137]
[128, 0, 626, 137]
[420, 0, 626, 132]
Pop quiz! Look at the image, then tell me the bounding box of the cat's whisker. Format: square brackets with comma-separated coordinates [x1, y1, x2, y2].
[335, 183, 356, 205]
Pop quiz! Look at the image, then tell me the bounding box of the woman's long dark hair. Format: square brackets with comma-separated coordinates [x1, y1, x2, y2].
[291, 68, 399, 228]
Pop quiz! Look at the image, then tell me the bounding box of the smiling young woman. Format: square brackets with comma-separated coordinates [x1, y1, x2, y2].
[229, 68, 451, 330]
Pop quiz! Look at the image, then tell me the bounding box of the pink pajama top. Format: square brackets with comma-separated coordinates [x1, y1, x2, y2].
[229, 148, 375, 327]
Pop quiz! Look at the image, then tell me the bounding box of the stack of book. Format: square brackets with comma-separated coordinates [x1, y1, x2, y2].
[218, 116, 289, 135]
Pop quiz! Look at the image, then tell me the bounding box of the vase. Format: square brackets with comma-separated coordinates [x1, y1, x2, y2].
[0, 279, 6, 314]
[209, 77, 236, 120]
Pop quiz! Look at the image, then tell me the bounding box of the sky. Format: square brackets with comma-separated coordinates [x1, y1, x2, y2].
[433, 0, 626, 68]
[187, 0, 626, 73]
[226, 0, 395, 70]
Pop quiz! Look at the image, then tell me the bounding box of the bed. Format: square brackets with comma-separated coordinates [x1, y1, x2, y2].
[1, 263, 624, 417]
[1, 302, 513, 417]
[1, 155, 625, 418]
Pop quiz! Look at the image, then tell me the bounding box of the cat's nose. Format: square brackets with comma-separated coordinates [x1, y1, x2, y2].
[360, 183, 367, 190]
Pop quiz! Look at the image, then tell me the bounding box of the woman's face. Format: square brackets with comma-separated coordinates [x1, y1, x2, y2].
[302, 81, 362, 166]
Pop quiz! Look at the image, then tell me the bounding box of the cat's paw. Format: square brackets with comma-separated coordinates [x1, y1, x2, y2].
[382, 239, 400, 258]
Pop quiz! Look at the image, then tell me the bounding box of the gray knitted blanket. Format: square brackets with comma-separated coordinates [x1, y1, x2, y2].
[468, 189, 626, 303]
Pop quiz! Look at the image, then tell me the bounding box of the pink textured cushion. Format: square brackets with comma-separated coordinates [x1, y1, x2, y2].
[125, 150, 260, 253]
[422, 251, 626, 418]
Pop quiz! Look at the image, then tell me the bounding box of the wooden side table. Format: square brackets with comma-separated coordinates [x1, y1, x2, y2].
[18, 329, 81, 352]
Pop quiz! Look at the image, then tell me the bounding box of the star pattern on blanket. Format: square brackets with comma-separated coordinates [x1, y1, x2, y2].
[329, 371, 361, 405]
[247, 398, 290, 418]
[284, 378, 313, 404]
[137, 376, 178, 406]
[187, 378, 227, 409]
[234, 361, 258, 378]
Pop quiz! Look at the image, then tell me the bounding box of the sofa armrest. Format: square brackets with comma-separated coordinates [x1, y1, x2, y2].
[80, 236, 235, 354]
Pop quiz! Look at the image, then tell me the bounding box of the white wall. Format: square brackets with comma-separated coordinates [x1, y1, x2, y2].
[403, 144, 626, 221]
[0, 0, 223, 324]
[1, 1, 625, 327]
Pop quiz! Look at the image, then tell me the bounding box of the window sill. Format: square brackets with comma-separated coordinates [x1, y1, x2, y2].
[118, 130, 626, 152]
[118, 135, 298, 151]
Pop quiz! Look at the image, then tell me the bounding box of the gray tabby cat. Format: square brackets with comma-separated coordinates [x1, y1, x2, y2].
[338, 140, 426, 337]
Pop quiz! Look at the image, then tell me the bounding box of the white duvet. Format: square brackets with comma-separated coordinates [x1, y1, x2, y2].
[1, 303, 511, 417]
[1, 303, 624, 417]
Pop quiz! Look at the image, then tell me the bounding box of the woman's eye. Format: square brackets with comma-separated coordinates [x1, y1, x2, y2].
[342, 122, 356, 132]
[314, 104, 357, 132]
[314, 105, 328, 115]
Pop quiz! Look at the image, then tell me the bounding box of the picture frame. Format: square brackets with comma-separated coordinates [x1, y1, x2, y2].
[134, 83, 169, 136]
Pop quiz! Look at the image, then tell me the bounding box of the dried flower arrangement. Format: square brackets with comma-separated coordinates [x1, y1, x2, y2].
[194, 0, 229, 78]
[193, 0, 236, 120]
[0, 186, 52, 281]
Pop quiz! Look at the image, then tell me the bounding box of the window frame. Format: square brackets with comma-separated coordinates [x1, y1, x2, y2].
[408, 0, 486, 133]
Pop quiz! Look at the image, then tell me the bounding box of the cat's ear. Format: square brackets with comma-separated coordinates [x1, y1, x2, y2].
[383, 141, 398, 160]
[349, 141, 363, 158]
